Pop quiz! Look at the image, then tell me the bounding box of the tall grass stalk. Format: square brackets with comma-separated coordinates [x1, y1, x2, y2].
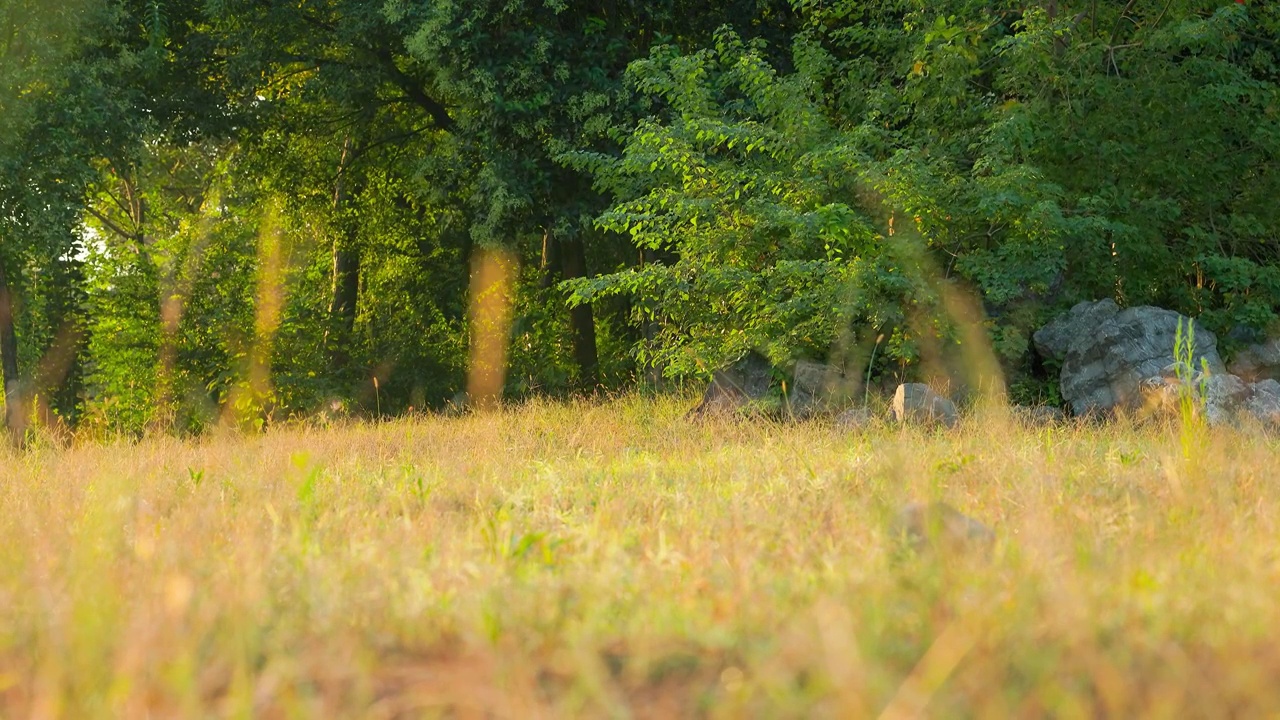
[1173, 317, 1210, 462]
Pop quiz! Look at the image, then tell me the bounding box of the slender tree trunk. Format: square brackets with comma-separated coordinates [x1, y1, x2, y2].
[327, 137, 361, 374]
[559, 234, 599, 389]
[0, 260, 23, 441]
[331, 243, 360, 347]
[539, 228, 560, 290]
[636, 247, 665, 388]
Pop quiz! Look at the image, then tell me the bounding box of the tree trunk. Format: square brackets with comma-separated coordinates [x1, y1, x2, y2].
[327, 137, 361, 374]
[330, 243, 360, 354]
[0, 260, 23, 442]
[636, 247, 666, 388]
[539, 228, 560, 290]
[559, 234, 599, 389]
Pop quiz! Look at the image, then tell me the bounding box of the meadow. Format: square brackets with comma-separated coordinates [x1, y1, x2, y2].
[1, 396, 1279, 718]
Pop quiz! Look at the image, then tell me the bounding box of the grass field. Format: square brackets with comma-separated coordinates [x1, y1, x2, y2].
[2, 396, 1279, 718]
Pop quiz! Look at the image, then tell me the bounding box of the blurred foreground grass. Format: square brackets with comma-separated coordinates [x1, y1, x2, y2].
[1, 396, 1278, 718]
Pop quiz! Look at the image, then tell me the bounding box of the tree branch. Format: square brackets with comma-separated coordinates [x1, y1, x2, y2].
[371, 48, 455, 132]
[348, 125, 433, 165]
[85, 206, 139, 243]
[102, 186, 138, 228]
[273, 48, 455, 132]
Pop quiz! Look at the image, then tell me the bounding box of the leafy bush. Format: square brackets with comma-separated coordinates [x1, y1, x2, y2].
[567, 1, 1280, 390]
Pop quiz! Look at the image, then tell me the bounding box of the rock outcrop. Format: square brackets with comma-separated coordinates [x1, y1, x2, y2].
[1244, 379, 1280, 426]
[689, 352, 774, 417]
[892, 383, 958, 427]
[1140, 368, 1280, 428]
[1036, 301, 1225, 416]
[1201, 373, 1251, 426]
[1228, 339, 1280, 383]
[787, 359, 838, 418]
[1033, 299, 1122, 364]
[691, 354, 851, 420]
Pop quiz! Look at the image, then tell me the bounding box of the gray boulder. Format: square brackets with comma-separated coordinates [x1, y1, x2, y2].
[689, 352, 773, 417]
[1244, 379, 1280, 427]
[892, 383, 958, 427]
[1033, 299, 1121, 364]
[1228, 339, 1280, 383]
[1140, 372, 1280, 427]
[1202, 373, 1251, 426]
[791, 360, 831, 397]
[787, 359, 837, 418]
[891, 502, 994, 557]
[1054, 305, 1224, 416]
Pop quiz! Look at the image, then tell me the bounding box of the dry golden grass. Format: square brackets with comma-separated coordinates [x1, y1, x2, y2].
[1, 396, 1279, 718]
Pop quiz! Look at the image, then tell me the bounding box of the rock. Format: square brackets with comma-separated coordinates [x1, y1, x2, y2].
[1033, 299, 1120, 364]
[835, 406, 875, 429]
[791, 360, 831, 400]
[892, 383, 958, 427]
[1226, 325, 1266, 346]
[691, 355, 853, 420]
[1228, 339, 1280, 383]
[1137, 374, 1178, 414]
[1254, 378, 1280, 396]
[891, 502, 995, 557]
[1243, 379, 1280, 427]
[689, 352, 774, 417]
[787, 359, 837, 418]
[1202, 373, 1250, 426]
[1139, 371, 1266, 427]
[1055, 305, 1224, 416]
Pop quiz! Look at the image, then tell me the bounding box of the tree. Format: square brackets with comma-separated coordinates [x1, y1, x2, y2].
[0, 0, 105, 438]
[571, 0, 1280, 399]
[199, 0, 800, 399]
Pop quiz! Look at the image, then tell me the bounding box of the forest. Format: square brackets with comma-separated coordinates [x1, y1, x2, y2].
[3, 0, 1279, 438]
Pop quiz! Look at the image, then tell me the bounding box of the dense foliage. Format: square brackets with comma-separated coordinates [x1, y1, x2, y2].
[1, 0, 1277, 435]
